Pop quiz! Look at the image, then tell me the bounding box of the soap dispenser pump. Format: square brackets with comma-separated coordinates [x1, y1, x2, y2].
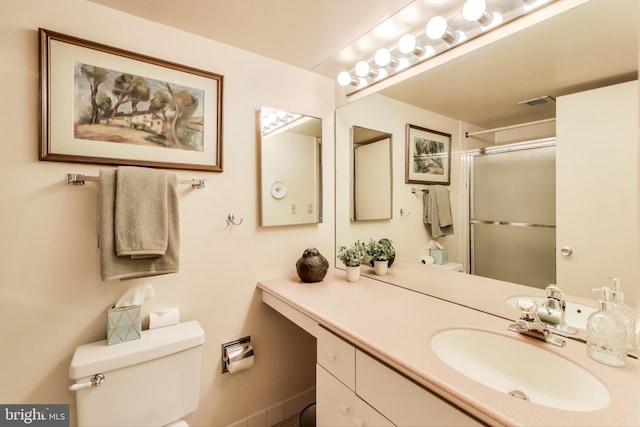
[610, 277, 637, 352]
[586, 287, 626, 367]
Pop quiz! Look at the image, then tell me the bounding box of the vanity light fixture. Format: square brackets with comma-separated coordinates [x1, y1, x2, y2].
[398, 34, 426, 56]
[336, 0, 555, 93]
[463, 0, 493, 26]
[355, 60, 378, 78]
[374, 48, 397, 68]
[261, 107, 302, 134]
[426, 16, 458, 44]
[337, 71, 359, 87]
[463, 0, 504, 30]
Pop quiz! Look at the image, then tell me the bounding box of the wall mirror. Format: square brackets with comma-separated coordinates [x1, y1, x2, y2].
[353, 126, 392, 221]
[335, 0, 638, 312]
[260, 107, 322, 226]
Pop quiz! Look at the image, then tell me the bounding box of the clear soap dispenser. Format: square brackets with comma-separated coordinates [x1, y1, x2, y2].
[586, 287, 626, 367]
[610, 277, 638, 352]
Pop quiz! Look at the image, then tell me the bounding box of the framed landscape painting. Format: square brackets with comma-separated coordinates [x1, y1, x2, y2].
[39, 28, 224, 172]
[405, 124, 451, 185]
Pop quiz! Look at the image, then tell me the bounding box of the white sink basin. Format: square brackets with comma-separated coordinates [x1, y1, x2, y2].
[430, 329, 610, 411]
[506, 296, 597, 330]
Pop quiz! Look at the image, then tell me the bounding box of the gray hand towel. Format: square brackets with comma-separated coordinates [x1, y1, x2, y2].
[99, 170, 180, 281]
[423, 185, 454, 238]
[115, 166, 168, 258]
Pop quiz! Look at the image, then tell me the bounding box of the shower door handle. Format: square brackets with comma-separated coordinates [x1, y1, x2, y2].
[560, 246, 573, 256]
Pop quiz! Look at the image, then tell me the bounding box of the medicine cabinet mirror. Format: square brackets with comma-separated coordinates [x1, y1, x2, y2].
[352, 126, 392, 221]
[260, 106, 322, 227]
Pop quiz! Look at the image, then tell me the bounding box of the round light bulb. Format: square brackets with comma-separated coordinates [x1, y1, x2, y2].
[426, 16, 448, 40]
[337, 71, 353, 87]
[355, 61, 371, 77]
[398, 34, 417, 54]
[374, 48, 391, 67]
[463, 0, 487, 22]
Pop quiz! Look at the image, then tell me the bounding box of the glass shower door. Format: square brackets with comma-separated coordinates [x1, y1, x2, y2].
[469, 140, 556, 289]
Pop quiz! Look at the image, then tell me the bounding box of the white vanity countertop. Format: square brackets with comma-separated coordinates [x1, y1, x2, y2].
[257, 268, 639, 427]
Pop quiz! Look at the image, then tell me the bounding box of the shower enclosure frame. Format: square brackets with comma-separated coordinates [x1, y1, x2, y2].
[466, 138, 556, 288]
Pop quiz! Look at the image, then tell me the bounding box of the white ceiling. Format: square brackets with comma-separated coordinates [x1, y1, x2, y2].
[89, 0, 418, 71]
[90, 0, 637, 128]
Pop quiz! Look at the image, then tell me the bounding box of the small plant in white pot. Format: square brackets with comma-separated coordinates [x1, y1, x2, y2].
[365, 239, 395, 275]
[337, 241, 368, 282]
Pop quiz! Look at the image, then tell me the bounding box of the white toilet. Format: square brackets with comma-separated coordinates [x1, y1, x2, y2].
[69, 321, 205, 427]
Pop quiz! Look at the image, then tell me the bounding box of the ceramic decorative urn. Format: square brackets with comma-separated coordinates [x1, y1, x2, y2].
[296, 247, 329, 283]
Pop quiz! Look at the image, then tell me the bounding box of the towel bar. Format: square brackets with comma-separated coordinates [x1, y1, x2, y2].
[66, 173, 205, 189]
[410, 187, 430, 194]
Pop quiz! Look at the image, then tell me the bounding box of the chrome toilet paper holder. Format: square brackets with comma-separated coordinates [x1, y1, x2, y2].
[221, 336, 253, 373]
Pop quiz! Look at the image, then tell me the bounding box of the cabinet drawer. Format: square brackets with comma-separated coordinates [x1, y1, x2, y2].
[317, 364, 394, 427]
[317, 327, 355, 390]
[356, 350, 481, 427]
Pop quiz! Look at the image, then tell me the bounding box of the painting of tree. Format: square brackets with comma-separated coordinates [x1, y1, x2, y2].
[74, 62, 205, 152]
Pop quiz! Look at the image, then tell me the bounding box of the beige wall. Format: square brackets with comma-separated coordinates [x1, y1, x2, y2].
[335, 94, 468, 267]
[0, 1, 335, 426]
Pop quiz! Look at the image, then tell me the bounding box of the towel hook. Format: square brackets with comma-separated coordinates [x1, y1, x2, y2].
[226, 214, 243, 226]
[400, 208, 411, 217]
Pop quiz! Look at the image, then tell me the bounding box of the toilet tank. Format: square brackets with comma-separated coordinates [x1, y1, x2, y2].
[69, 321, 205, 427]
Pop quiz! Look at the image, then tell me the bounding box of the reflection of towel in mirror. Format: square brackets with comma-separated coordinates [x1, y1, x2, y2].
[99, 169, 180, 281]
[423, 185, 454, 238]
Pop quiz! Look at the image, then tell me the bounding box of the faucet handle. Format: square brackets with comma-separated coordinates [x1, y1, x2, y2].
[516, 298, 538, 321]
[545, 285, 564, 300]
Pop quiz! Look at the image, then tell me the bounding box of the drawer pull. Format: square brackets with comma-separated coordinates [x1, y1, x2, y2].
[354, 416, 365, 427]
[326, 352, 336, 362]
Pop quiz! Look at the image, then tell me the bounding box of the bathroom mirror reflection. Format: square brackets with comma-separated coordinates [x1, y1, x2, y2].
[353, 126, 392, 221]
[260, 107, 322, 226]
[335, 0, 638, 308]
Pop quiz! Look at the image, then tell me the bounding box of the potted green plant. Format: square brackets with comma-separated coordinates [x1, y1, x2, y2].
[337, 241, 368, 282]
[366, 239, 395, 275]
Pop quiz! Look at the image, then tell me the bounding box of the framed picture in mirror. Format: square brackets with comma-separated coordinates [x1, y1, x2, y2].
[405, 124, 451, 185]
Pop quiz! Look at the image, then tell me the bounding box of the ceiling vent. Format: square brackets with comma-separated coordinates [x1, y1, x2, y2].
[518, 95, 556, 107]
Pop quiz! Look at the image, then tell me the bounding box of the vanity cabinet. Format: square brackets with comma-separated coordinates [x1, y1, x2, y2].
[316, 326, 392, 426]
[316, 326, 480, 427]
[556, 80, 639, 300]
[317, 365, 394, 427]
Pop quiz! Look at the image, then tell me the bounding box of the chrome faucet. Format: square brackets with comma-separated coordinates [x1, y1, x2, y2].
[508, 298, 566, 347]
[537, 285, 578, 335]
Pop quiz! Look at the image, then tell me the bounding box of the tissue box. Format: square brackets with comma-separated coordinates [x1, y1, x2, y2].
[107, 304, 141, 345]
[429, 249, 448, 265]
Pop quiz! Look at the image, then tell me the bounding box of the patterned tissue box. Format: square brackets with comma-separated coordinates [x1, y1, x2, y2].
[107, 304, 141, 345]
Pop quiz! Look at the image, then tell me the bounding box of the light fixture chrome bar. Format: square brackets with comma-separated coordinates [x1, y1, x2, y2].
[66, 173, 206, 189]
[465, 118, 556, 137]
